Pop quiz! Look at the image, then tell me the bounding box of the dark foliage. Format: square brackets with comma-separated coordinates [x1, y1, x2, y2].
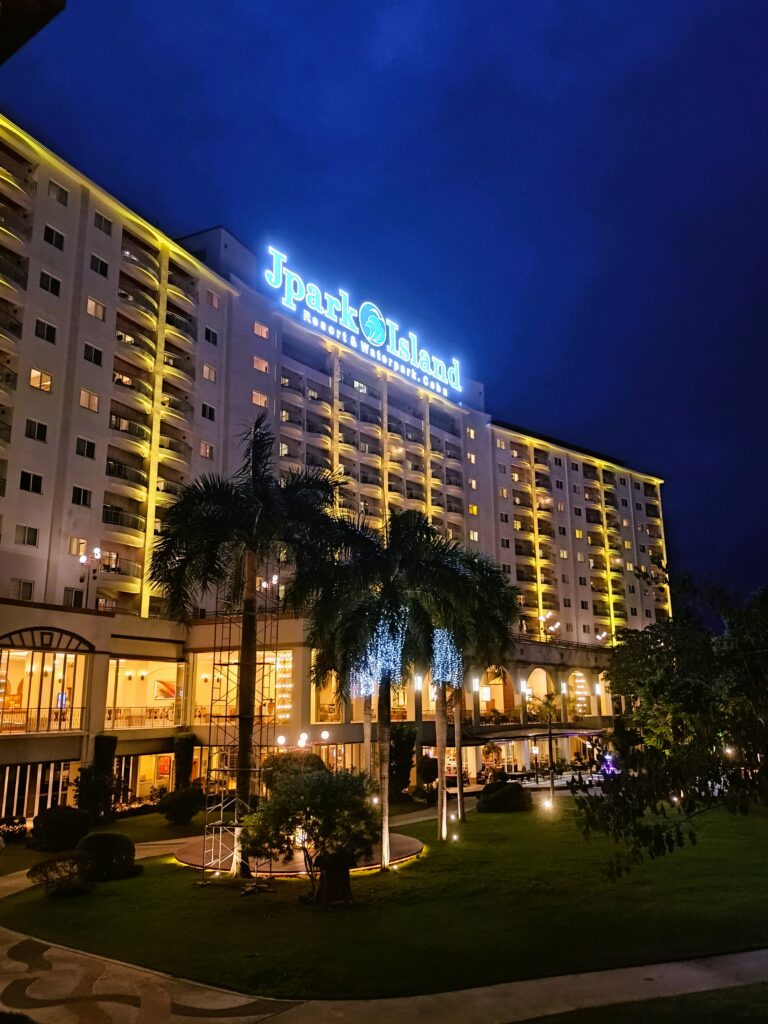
[389, 723, 416, 794]
[28, 851, 93, 897]
[173, 732, 197, 790]
[76, 832, 142, 881]
[75, 734, 118, 822]
[260, 751, 328, 792]
[30, 805, 90, 852]
[476, 781, 533, 814]
[157, 784, 205, 824]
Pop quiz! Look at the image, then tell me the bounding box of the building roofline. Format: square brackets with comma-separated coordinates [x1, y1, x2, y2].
[175, 224, 259, 257]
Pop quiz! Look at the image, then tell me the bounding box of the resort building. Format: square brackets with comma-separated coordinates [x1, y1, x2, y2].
[0, 112, 671, 817]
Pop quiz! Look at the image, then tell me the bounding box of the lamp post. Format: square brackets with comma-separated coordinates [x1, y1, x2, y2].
[78, 546, 101, 608]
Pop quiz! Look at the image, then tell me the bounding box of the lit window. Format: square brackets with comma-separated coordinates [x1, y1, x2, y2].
[75, 437, 96, 459]
[39, 270, 61, 296]
[466, 427, 475, 440]
[252, 390, 268, 409]
[467, 452, 476, 465]
[83, 344, 102, 366]
[43, 224, 64, 250]
[468, 478, 477, 490]
[72, 486, 92, 507]
[25, 419, 47, 442]
[468, 504, 478, 516]
[253, 356, 269, 373]
[207, 289, 220, 309]
[90, 253, 109, 278]
[200, 441, 214, 460]
[202, 363, 217, 382]
[253, 321, 269, 339]
[559, 549, 569, 559]
[513, 519, 522, 530]
[86, 296, 106, 320]
[279, 442, 289, 457]
[94, 211, 112, 235]
[623, 518, 630, 527]
[48, 180, 68, 205]
[204, 326, 218, 346]
[556, 501, 565, 512]
[14, 525, 38, 546]
[624, 540, 632, 550]
[469, 530, 479, 542]
[29, 369, 52, 392]
[79, 389, 99, 412]
[68, 536, 87, 556]
[19, 471, 42, 494]
[499, 487, 508, 499]
[576, 552, 585, 562]
[10, 579, 34, 601]
[201, 403, 215, 421]
[626, 562, 634, 571]
[575, 529, 583, 539]
[34, 318, 57, 344]
[496, 438, 506, 449]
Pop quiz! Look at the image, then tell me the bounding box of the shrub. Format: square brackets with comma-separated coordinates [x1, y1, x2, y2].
[417, 755, 438, 787]
[30, 805, 90, 852]
[476, 781, 533, 814]
[0, 817, 28, 844]
[28, 851, 93, 897]
[76, 832, 142, 881]
[260, 752, 327, 792]
[389, 723, 415, 794]
[173, 732, 197, 790]
[75, 734, 118, 822]
[157, 784, 205, 824]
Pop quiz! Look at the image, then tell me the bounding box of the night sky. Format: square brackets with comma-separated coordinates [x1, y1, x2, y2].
[1, 1, 765, 596]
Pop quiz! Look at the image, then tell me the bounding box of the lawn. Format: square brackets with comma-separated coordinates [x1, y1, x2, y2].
[540, 983, 768, 1022]
[1, 803, 767, 1000]
[0, 812, 205, 876]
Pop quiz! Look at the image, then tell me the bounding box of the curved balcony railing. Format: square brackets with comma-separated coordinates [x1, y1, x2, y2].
[118, 284, 158, 316]
[0, 309, 22, 340]
[0, 366, 17, 391]
[163, 353, 195, 379]
[113, 370, 153, 401]
[99, 559, 143, 579]
[105, 459, 148, 487]
[156, 478, 183, 498]
[109, 413, 151, 442]
[116, 326, 156, 360]
[168, 272, 197, 304]
[0, 421, 11, 444]
[161, 393, 193, 417]
[102, 506, 146, 532]
[159, 435, 192, 461]
[0, 250, 27, 289]
[165, 309, 196, 339]
[122, 244, 160, 277]
[0, 203, 31, 240]
[0, 162, 34, 199]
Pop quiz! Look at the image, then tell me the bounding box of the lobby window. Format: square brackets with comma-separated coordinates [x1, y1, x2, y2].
[68, 536, 87, 556]
[72, 486, 92, 507]
[25, 419, 47, 442]
[201, 403, 215, 421]
[495, 438, 506, 449]
[64, 588, 85, 609]
[83, 344, 102, 366]
[43, 224, 64, 250]
[500, 537, 510, 548]
[468, 504, 478, 516]
[200, 441, 214, 460]
[204, 326, 218, 346]
[469, 530, 479, 542]
[90, 253, 109, 278]
[500, 512, 509, 523]
[10, 579, 34, 601]
[252, 390, 268, 409]
[39, 270, 61, 296]
[48, 179, 69, 205]
[29, 369, 52, 392]
[75, 437, 96, 459]
[467, 452, 476, 465]
[253, 321, 269, 339]
[559, 549, 569, 559]
[35, 318, 56, 344]
[20, 471, 43, 494]
[79, 389, 99, 412]
[202, 363, 217, 383]
[86, 296, 106, 320]
[94, 211, 112, 235]
[468, 478, 477, 490]
[466, 427, 475, 440]
[253, 355, 269, 373]
[499, 487, 508, 499]
[15, 525, 38, 546]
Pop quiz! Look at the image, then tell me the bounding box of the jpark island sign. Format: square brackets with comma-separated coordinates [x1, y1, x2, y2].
[264, 247, 461, 397]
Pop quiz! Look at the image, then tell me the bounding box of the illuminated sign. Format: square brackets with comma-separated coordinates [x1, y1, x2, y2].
[264, 247, 461, 397]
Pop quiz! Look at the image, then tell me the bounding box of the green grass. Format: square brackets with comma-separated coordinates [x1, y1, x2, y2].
[1, 804, 768, 1000]
[539, 983, 768, 1022]
[0, 812, 205, 876]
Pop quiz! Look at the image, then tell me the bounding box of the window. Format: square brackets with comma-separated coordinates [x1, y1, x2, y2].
[467, 452, 476, 465]
[279, 442, 289, 457]
[559, 549, 569, 559]
[621, 498, 628, 507]
[39, 270, 61, 296]
[90, 253, 109, 277]
[204, 326, 218, 346]
[94, 211, 112, 235]
[468, 504, 478, 516]
[635, 502, 642, 511]
[75, 437, 96, 459]
[25, 419, 47, 442]
[68, 536, 87, 556]
[630, 607, 638, 617]
[556, 480, 564, 489]
[563, 597, 572, 607]
[574, 507, 582, 517]
[575, 528, 583, 539]
[29, 368, 53, 393]
[79, 389, 99, 412]
[558, 525, 567, 535]
[634, 481, 641, 490]
[497, 463, 506, 474]
[572, 484, 580, 493]
[20, 471, 42, 493]
[469, 530, 479, 542]
[496, 437, 506, 449]
[580, 600, 589, 609]
[645, 609, 653, 619]
[201, 403, 215, 421]
[468, 478, 477, 490]
[253, 321, 269, 338]
[83, 343, 102, 366]
[499, 512, 509, 523]
[252, 390, 268, 409]
[501, 564, 511, 575]
[566, 623, 574, 632]
[578, 575, 587, 586]
[202, 363, 217, 383]
[498, 487, 508, 499]
[571, 461, 579, 471]
[576, 552, 585, 562]
[207, 289, 220, 309]
[500, 537, 510, 548]
[626, 562, 634, 572]
[10, 579, 34, 601]
[513, 519, 522, 530]
[561, 572, 569, 583]
[63, 588, 85, 608]
[556, 501, 565, 512]
[554, 456, 563, 466]
[72, 486, 92, 507]
[628, 584, 636, 594]
[48, 179, 68, 205]
[253, 355, 269, 373]
[466, 426, 475, 439]
[35, 319, 56, 344]
[623, 518, 630, 527]
[14, 525, 38, 546]
[639, 543, 646, 553]
[43, 224, 64, 250]
[86, 296, 105, 320]
[582, 624, 591, 634]
[624, 540, 632, 550]
[200, 441, 214, 460]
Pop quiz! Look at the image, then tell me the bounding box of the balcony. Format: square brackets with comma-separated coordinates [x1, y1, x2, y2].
[102, 505, 146, 544]
[97, 559, 144, 595]
[116, 325, 156, 368]
[0, 247, 27, 291]
[118, 282, 158, 324]
[0, 707, 83, 735]
[0, 421, 11, 448]
[0, 161, 34, 208]
[156, 477, 183, 504]
[113, 369, 153, 411]
[0, 202, 31, 249]
[0, 476, 5, 497]
[167, 271, 198, 308]
[105, 706, 174, 730]
[109, 413, 151, 455]
[121, 241, 160, 283]
[159, 434, 192, 466]
[105, 458, 148, 500]
[165, 310, 196, 344]
[161, 392, 193, 424]
[0, 365, 17, 396]
[306, 451, 332, 470]
[163, 352, 194, 384]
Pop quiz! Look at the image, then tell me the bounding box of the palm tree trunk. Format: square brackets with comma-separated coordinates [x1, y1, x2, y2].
[377, 672, 391, 869]
[363, 692, 373, 777]
[234, 550, 257, 878]
[435, 684, 448, 841]
[454, 684, 466, 822]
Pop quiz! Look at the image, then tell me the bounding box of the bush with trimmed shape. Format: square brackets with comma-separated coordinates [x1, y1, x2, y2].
[76, 832, 142, 881]
[28, 851, 93, 897]
[476, 781, 533, 814]
[157, 784, 205, 824]
[30, 805, 91, 852]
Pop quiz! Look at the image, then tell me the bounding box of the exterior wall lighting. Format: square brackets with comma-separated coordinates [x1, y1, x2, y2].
[276, 735, 286, 745]
[320, 730, 330, 741]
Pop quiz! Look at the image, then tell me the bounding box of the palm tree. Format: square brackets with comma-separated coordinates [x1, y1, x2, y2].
[299, 510, 468, 868]
[149, 415, 338, 875]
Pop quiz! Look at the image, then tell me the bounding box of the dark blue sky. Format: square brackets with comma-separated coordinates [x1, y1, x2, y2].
[2, 1, 766, 594]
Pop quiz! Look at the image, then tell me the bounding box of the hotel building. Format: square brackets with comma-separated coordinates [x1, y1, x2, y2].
[0, 113, 670, 817]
